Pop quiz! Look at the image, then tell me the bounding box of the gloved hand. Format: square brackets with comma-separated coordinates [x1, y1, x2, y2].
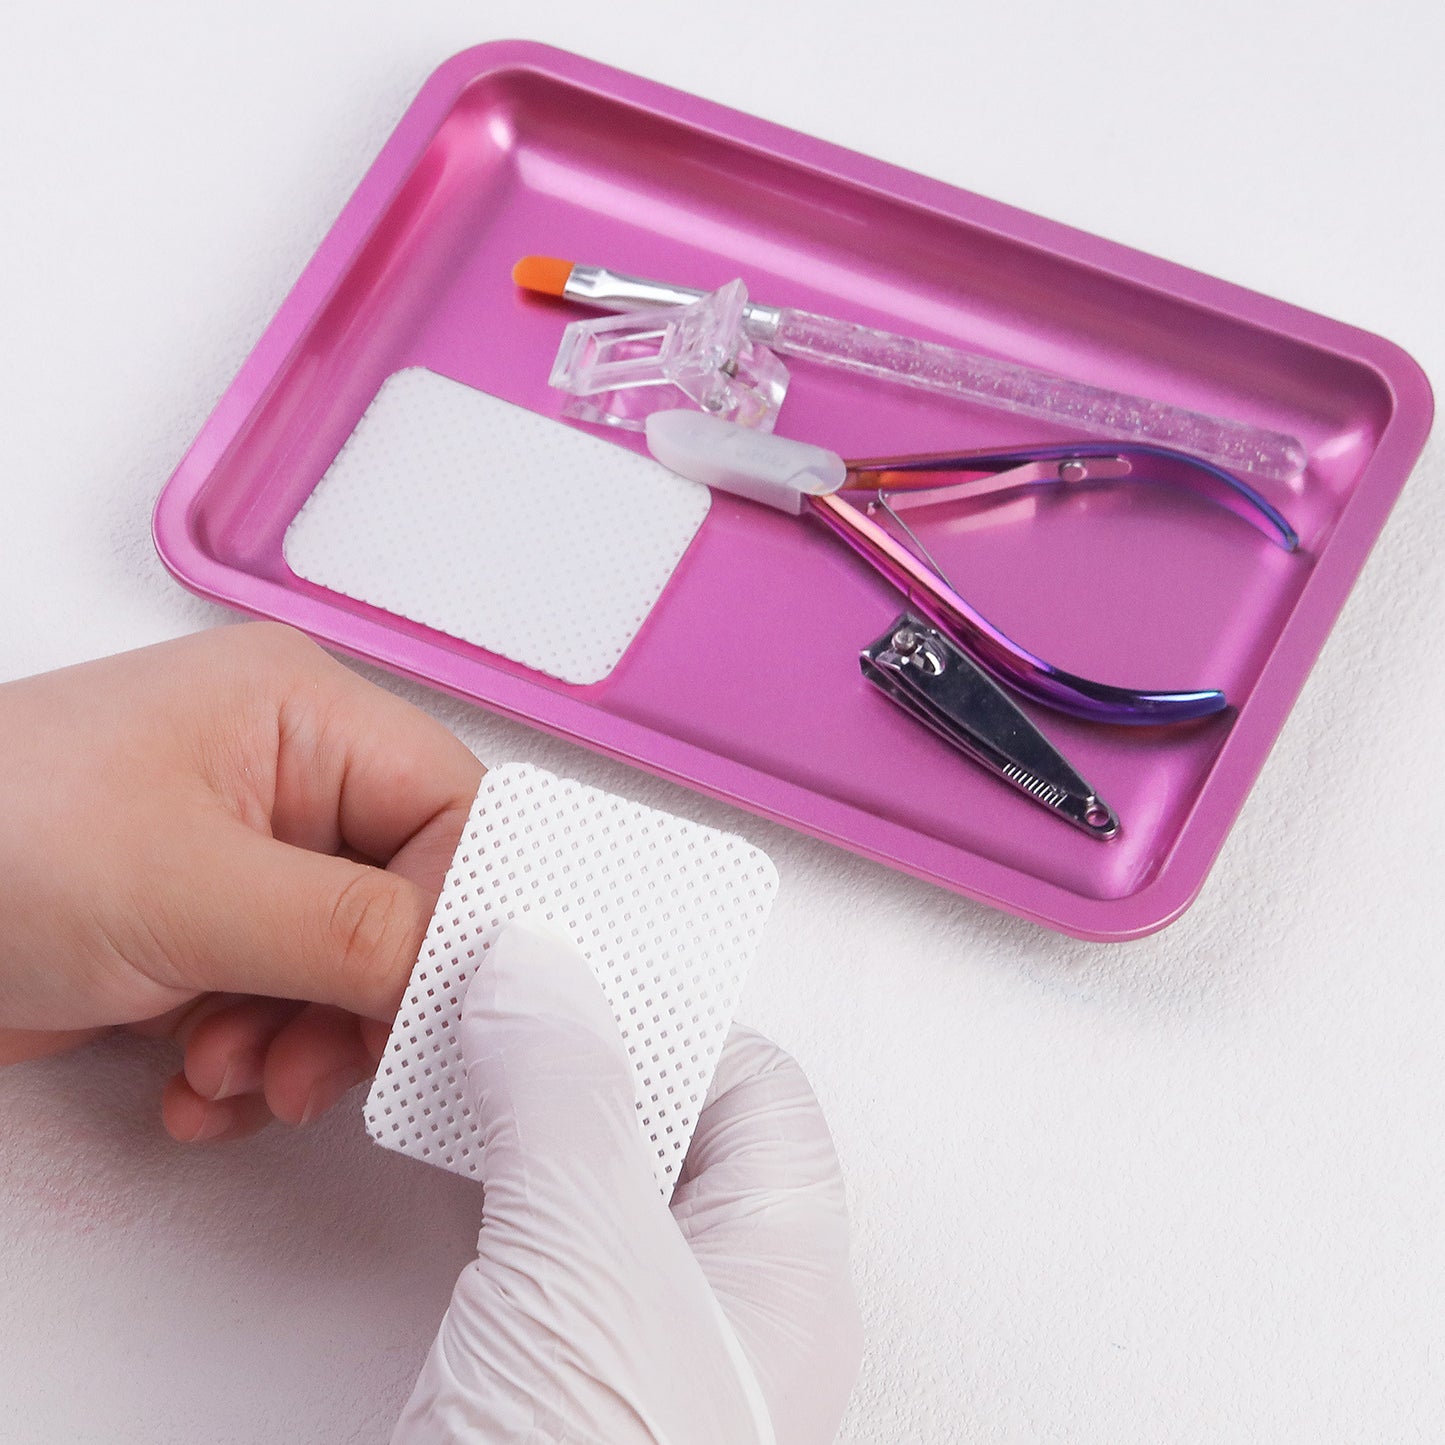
[393, 922, 862, 1445]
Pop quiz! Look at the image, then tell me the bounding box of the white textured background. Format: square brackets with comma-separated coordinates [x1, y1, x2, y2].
[1, 3, 1441, 1441]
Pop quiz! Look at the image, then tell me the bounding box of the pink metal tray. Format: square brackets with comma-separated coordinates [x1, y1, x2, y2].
[153, 40, 1433, 940]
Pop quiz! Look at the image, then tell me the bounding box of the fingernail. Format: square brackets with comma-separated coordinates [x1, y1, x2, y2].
[300, 1067, 371, 1126]
[179, 1108, 235, 1144]
[200, 1055, 263, 1102]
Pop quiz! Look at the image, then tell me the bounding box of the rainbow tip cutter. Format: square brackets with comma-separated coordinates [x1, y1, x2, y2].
[644, 411, 1300, 838]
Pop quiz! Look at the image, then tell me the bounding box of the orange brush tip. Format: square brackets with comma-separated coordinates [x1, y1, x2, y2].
[512, 255, 575, 296]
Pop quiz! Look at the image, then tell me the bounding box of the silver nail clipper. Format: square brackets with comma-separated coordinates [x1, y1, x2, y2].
[861, 614, 1120, 839]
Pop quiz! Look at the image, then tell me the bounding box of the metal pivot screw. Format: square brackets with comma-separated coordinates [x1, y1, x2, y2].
[890, 626, 945, 675]
[1058, 459, 1089, 483]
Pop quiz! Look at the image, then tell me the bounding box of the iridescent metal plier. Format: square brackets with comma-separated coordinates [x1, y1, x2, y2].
[817, 441, 1298, 725]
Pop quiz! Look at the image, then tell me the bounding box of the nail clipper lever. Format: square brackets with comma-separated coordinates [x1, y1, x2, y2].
[861, 614, 1119, 839]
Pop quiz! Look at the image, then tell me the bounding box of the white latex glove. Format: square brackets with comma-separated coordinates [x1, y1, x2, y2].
[393, 921, 861, 1445]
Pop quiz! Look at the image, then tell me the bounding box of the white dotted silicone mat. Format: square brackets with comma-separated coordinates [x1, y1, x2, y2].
[282, 368, 712, 685]
[363, 762, 779, 1196]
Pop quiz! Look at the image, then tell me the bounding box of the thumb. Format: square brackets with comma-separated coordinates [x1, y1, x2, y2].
[459, 920, 668, 1230]
[162, 825, 436, 1021]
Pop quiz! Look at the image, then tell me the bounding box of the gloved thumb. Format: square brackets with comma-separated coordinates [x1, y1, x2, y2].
[459, 920, 670, 1229]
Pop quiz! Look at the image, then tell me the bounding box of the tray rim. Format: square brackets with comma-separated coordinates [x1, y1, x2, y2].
[152, 38, 1435, 941]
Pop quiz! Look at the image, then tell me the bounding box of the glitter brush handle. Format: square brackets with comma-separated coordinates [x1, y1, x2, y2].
[760, 308, 1306, 484]
[514, 258, 1308, 484]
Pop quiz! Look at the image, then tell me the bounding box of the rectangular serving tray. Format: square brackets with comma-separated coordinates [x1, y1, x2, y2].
[153, 40, 1433, 940]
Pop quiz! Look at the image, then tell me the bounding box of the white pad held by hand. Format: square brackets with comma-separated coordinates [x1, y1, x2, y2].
[364, 763, 779, 1195]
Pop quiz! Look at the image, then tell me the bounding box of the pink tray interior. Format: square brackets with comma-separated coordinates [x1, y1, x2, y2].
[154, 42, 1433, 939]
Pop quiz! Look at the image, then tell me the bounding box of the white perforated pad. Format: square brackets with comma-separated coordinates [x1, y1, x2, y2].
[363, 763, 779, 1196]
[283, 368, 711, 685]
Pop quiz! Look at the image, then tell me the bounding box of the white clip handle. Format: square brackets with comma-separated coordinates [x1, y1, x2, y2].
[644, 410, 846, 516]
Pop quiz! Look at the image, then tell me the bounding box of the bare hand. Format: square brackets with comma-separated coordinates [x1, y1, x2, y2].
[0, 624, 482, 1142]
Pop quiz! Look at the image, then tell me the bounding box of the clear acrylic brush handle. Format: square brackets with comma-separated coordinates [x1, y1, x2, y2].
[759, 308, 1306, 485]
